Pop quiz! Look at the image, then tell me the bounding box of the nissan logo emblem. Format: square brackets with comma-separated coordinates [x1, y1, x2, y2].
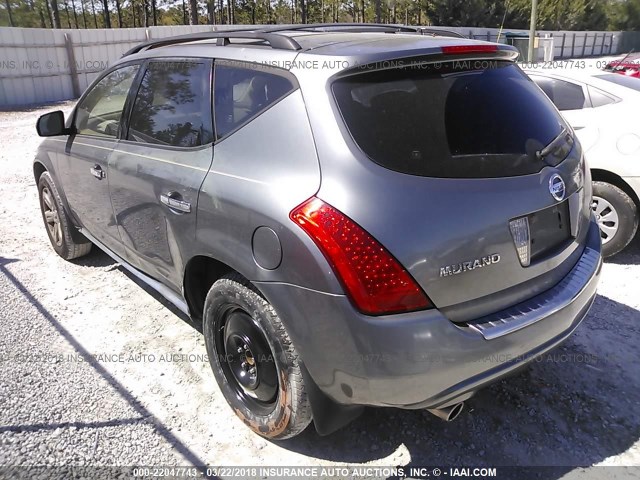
[549, 174, 566, 202]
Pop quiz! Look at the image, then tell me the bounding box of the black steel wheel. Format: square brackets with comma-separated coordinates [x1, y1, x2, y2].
[203, 273, 312, 439]
[218, 308, 279, 415]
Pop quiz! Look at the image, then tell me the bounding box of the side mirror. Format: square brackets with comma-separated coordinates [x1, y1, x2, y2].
[36, 111, 71, 137]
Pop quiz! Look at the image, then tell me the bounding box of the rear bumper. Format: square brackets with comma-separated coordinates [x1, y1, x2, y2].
[255, 219, 602, 409]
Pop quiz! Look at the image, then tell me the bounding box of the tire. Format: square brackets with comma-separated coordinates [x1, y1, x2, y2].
[38, 171, 92, 260]
[203, 273, 312, 439]
[591, 181, 639, 258]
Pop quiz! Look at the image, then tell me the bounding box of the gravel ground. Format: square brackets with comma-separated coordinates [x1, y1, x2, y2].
[0, 102, 639, 479]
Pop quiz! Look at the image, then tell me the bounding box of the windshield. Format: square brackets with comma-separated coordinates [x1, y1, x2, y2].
[332, 61, 569, 178]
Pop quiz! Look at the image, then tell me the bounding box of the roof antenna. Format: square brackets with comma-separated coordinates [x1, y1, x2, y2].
[496, 0, 510, 44]
[614, 48, 635, 69]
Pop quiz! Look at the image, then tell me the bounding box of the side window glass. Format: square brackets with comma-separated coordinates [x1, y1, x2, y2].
[532, 76, 587, 111]
[128, 61, 213, 148]
[551, 79, 588, 110]
[75, 64, 139, 138]
[588, 86, 617, 108]
[532, 76, 555, 102]
[214, 64, 296, 140]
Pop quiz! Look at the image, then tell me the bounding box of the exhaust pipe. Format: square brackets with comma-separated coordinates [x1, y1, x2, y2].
[427, 402, 464, 422]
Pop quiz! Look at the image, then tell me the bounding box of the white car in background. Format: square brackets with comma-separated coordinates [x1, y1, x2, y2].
[524, 69, 640, 257]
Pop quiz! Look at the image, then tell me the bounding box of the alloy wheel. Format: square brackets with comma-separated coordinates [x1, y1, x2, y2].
[41, 186, 63, 247]
[591, 195, 619, 245]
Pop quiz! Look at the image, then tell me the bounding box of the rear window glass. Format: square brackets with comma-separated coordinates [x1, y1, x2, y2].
[594, 74, 640, 92]
[332, 61, 567, 178]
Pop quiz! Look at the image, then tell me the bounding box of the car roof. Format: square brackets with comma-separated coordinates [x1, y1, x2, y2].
[147, 32, 487, 55]
[119, 27, 516, 69]
[609, 52, 640, 63]
[290, 31, 483, 55]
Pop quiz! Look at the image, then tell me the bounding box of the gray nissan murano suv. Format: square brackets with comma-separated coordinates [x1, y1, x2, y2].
[34, 24, 602, 439]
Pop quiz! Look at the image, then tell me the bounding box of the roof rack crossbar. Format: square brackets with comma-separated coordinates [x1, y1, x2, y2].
[122, 31, 302, 57]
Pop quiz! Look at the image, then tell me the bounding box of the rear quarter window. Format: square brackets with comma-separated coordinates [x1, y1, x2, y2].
[332, 61, 567, 178]
[530, 75, 589, 110]
[588, 86, 618, 107]
[213, 63, 297, 140]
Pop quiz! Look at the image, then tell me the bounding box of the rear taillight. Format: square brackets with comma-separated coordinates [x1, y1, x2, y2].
[441, 44, 498, 55]
[290, 197, 432, 316]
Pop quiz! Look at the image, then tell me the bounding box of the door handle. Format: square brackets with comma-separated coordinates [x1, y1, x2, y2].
[160, 192, 191, 213]
[90, 165, 105, 179]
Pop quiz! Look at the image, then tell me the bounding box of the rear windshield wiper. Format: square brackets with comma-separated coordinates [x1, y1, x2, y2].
[536, 128, 573, 163]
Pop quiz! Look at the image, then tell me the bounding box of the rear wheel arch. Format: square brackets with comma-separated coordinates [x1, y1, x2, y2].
[183, 256, 353, 436]
[590, 171, 639, 257]
[590, 169, 640, 209]
[183, 255, 238, 320]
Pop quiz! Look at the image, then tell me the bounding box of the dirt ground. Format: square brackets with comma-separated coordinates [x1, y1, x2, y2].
[0, 102, 639, 479]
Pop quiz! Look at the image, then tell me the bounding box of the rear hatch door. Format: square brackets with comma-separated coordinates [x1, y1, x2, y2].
[325, 58, 590, 319]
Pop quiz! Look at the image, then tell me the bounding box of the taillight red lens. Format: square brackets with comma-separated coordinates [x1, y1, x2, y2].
[290, 197, 432, 316]
[441, 44, 499, 55]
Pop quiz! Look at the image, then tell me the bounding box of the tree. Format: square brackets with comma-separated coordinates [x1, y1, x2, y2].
[5, 0, 15, 26]
[62, 0, 71, 27]
[143, 0, 149, 26]
[79, 0, 88, 27]
[0, 0, 627, 30]
[43, 0, 53, 27]
[115, 0, 123, 26]
[187, 0, 196, 22]
[90, 0, 97, 27]
[102, 0, 110, 26]
[70, 0, 79, 26]
[609, 0, 640, 30]
[582, 0, 609, 30]
[423, 0, 617, 31]
[50, 0, 61, 26]
[427, 0, 491, 27]
[38, 3, 46, 25]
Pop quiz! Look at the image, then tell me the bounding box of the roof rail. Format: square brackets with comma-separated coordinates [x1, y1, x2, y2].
[122, 30, 302, 57]
[264, 23, 422, 34]
[418, 27, 467, 39]
[121, 24, 468, 58]
[264, 23, 466, 38]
